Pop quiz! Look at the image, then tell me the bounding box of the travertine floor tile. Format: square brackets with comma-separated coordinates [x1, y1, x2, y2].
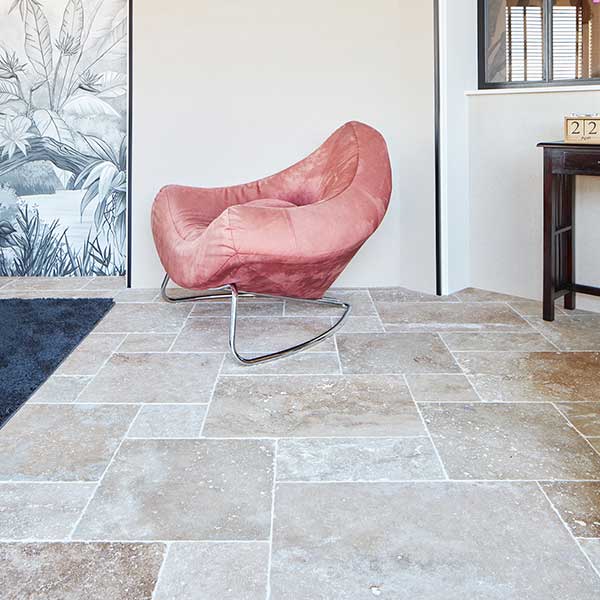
[527, 315, 600, 351]
[78, 353, 222, 404]
[153, 542, 269, 600]
[55, 334, 125, 376]
[118, 333, 176, 352]
[220, 352, 340, 375]
[128, 405, 207, 438]
[337, 333, 460, 374]
[0, 543, 164, 600]
[336, 316, 384, 333]
[370, 287, 458, 304]
[509, 300, 567, 318]
[276, 438, 444, 481]
[84, 276, 126, 290]
[73, 439, 274, 540]
[270, 482, 600, 599]
[172, 317, 335, 352]
[455, 352, 600, 402]
[0, 289, 115, 299]
[405, 373, 480, 402]
[3, 277, 91, 291]
[542, 483, 600, 537]
[204, 375, 424, 437]
[441, 331, 555, 352]
[420, 403, 600, 480]
[0, 483, 94, 539]
[454, 288, 526, 302]
[29, 376, 91, 403]
[285, 290, 376, 316]
[114, 289, 160, 303]
[580, 539, 600, 572]
[191, 301, 283, 317]
[378, 303, 530, 332]
[0, 404, 138, 481]
[94, 303, 192, 333]
[555, 403, 600, 437]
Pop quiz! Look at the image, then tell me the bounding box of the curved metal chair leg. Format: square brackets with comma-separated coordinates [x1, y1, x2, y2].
[159, 274, 351, 365]
[228, 284, 351, 365]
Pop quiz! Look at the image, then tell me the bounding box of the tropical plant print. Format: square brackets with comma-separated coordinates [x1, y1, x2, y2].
[0, 0, 127, 276]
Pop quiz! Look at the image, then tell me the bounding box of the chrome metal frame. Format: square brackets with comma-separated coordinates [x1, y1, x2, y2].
[160, 274, 351, 365]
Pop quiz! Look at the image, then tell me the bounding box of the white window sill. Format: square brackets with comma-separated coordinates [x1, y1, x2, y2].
[465, 85, 600, 96]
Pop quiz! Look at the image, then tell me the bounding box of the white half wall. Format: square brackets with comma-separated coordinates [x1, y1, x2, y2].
[131, 0, 437, 291]
[468, 89, 600, 310]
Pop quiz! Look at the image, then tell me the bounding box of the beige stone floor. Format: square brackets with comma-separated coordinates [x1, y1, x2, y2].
[1, 277, 600, 598]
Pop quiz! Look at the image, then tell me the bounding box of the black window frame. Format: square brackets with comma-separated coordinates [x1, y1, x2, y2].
[478, 0, 600, 89]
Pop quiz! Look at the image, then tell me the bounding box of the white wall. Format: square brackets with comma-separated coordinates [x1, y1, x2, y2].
[468, 89, 600, 310]
[131, 0, 437, 291]
[438, 0, 478, 294]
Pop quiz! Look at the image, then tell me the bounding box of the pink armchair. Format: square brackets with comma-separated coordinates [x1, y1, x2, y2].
[152, 121, 392, 364]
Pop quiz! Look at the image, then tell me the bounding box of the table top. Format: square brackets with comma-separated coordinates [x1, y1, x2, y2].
[538, 141, 600, 149]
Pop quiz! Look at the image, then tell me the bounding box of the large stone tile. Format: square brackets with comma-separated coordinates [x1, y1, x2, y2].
[337, 333, 460, 374]
[118, 333, 176, 352]
[78, 353, 222, 404]
[455, 352, 600, 402]
[379, 303, 530, 332]
[441, 331, 556, 352]
[3, 277, 91, 291]
[336, 316, 384, 333]
[405, 373, 480, 402]
[421, 403, 600, 480]
[0, 404, 138, 481]
[555, 403, 600, 437]
[128, 405, 207, 438]
[191, 300, 283, 317]
[204, 375, 424, 438]
[0, 483, 94, 539]
[527, 315, 600, 351]
[370, 287, 459, 304]
[580, 539, 600, 572]
[509, 300, 567, 318]
[153, 542, 269, 600]
[55, 333, 125, 376]
[94, 303, 192, 333]
[172, 317, 335, 352]
[84, 276, 126, 290]
[73, 439, 274, 540]
[113, 289, 159, 303]
[0, 542, 164, 600]
[285, 290, 376, 317]
[220, 352, 340, 375]
[276, 438, 444, 481]
[542, 483, 600, 537]
[29, 376, 91, 403]
[270, 482, 600, 599]
[454, 287, 526, 302]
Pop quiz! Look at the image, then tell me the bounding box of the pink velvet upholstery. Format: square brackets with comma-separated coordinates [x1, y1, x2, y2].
[152, 121, 392, 299]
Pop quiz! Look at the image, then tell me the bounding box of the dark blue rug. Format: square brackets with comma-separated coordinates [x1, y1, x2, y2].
[0, 298, 114, 429]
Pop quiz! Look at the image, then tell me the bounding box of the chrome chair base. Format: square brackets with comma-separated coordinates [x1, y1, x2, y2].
[160, 274, 351, 365]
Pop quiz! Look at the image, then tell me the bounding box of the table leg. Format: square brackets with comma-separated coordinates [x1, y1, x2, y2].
[564, 175, 576, 311]
[543, 153, 555, 322]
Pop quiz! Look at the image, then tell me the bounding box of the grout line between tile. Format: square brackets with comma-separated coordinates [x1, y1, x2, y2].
[536, 482, 600, 581]
[66, 405, 143, 540]
[550, 403, 600, 460]
[198, 354, 226, 437]
[266, 439, 278, 600]
[403, 375, 449, 480]
[151, 541, 171, 600]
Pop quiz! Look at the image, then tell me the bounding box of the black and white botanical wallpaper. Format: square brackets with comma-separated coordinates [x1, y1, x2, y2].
[0, 0, 127, 276]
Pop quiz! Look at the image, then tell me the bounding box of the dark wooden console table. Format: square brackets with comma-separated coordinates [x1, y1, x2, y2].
[538, 141, 600, 321]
